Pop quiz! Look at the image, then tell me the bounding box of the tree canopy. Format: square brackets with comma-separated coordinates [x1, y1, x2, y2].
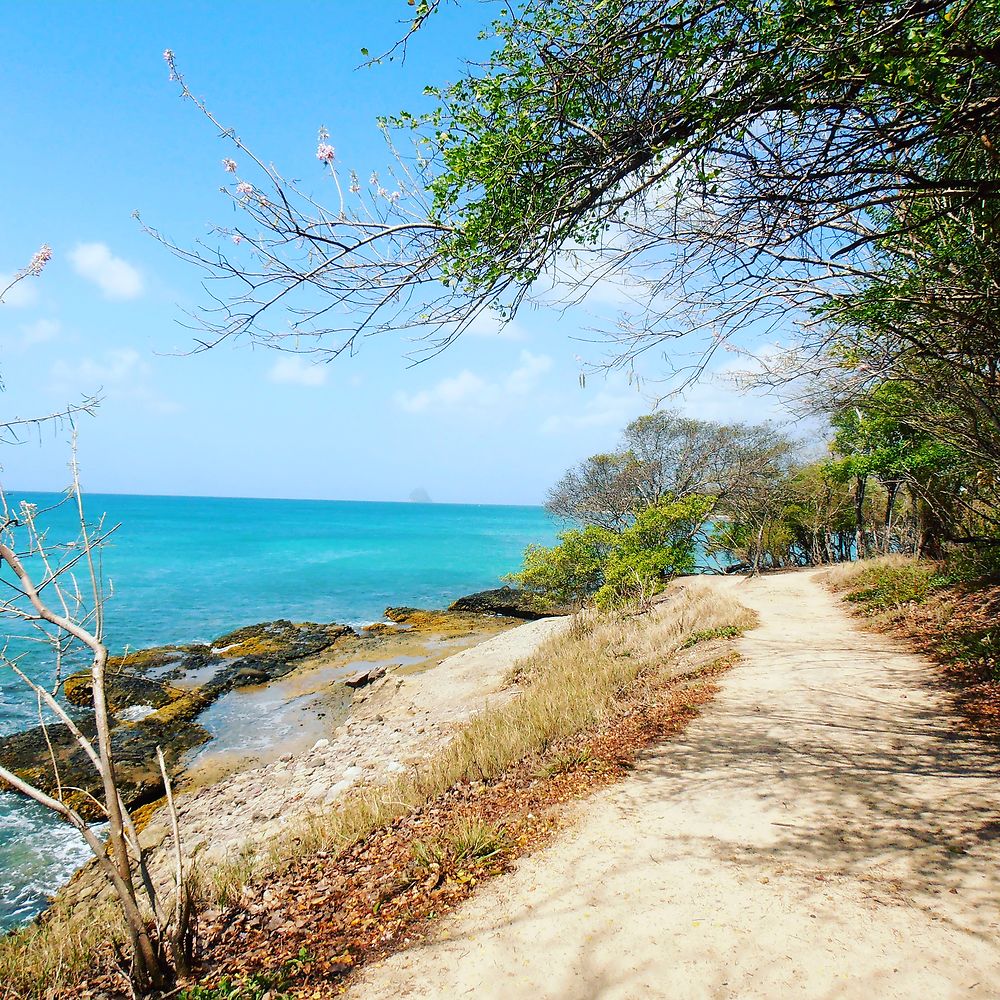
[163, 3, 1000, 561]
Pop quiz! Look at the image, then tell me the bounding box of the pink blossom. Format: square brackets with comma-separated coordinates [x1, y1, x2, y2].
[28, 245, 52, 276]
[316, 143, 336, 163]
[236, 181, 254, 198]
[232, 234, 244, 245]
[163, 48, 174, 62]
[222, 158, 238, 173]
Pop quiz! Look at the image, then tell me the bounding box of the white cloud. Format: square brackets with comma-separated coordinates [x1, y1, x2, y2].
[0, 273, 40, 308]
[504, 350, 553, 395]
[69, 243, 143, 300]
[541, 389, 645, 435]
[268, 356, 328, 388]
[395, 370, 488, 413]
[50, 348, 179, 414]
[19, 318, 60, 347]
[52, 347, 148, 387]
[394, 350, 554, 414]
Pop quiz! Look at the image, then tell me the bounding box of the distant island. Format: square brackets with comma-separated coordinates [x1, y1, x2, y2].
[409, 488, 432, 503]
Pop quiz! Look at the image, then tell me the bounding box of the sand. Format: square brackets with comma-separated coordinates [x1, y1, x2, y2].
[346, 569, 1000, 1000]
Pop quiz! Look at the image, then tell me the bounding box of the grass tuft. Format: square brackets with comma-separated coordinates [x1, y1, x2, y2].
[819, 555, 953, 612]
[0, 901, 125, 999]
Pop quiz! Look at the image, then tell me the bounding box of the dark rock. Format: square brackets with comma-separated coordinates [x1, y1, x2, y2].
[722, 562, 751, 575]
[447, 586, 571, 620]
[0, 697, 210, 820]
[64, 671, 179, 711]
[383, 605, 524, 637]
[205, 620, 355, 695]
[0, 618, 355, 818]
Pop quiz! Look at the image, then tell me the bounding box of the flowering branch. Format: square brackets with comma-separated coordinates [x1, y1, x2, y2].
[0, 244, 52, 304]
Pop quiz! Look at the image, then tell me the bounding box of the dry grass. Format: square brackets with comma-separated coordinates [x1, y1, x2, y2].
[818, 554, 937, 593]
[0, 585, 753, 998]
[0, 901, 124, 999]
[221, 585, 753, 883]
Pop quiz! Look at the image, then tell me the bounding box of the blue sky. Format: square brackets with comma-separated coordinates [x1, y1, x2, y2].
[0, 2, 787, 505]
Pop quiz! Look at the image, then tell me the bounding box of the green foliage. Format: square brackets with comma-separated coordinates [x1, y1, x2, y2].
[506, 525, 618, 605]
[509, 496, 712, 609]
[936, 628, 1000, 680]
[595, 495, 714, 608]
[400, 2, 999, 560]
[843, 561, 953, 613]
[946, 545, 1000, 583]
[830, 385, 963, 486]
[397, 1, 1000, 304]
[680, 625, 746, 649]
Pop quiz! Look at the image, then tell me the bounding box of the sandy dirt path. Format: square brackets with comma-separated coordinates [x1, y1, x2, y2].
[346, 569, 1000, 999]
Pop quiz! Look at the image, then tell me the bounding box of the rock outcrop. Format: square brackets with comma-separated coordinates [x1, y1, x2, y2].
[448, 586, 572, 620]
[0, 620, 354, 818]
[383, 606, 520, 637]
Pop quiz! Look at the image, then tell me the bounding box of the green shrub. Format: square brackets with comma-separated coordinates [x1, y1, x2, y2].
[946, 545, 1000, 583]
[680, 625, 746, 649]
[506, 525, 617, 606]
[509, 496, 714, 609]
[843, 560, 949, 612]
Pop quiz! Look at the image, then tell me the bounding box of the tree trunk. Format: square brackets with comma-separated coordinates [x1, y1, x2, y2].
[913, 487, 945, 559]
[881, 479, 900, 554]
[854, 475, 868, 560]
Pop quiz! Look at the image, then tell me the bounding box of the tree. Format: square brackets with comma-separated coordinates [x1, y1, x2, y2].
[706, 428, 800, 574]
[547, 411, 797, 533]
[158, 4, 1000, 379]
[812, 207, 1000, 493]
[622, 413, 735, 503]
[157, 8, 1000, 560]
[507, 524, 618, 605]
[0, 469, 194, 992]
[829, 383, 970, 557]
[781, 462, 855, 566]
[545, 452, 646, 531]
[508, 495, 711, 608]
[1, 249, 192, 994]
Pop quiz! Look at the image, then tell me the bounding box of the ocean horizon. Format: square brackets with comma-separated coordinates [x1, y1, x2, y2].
[0, 493, 560, 930]
[3, 488, 544, 507]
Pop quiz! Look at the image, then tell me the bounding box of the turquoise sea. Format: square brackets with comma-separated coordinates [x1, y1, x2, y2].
[0, 493, 558, 931]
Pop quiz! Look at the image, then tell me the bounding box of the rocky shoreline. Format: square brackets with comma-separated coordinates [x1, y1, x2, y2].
[0, 588, 569, 921]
